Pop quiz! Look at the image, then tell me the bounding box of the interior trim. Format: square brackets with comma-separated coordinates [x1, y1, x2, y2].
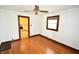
[30, 34, 40, 37]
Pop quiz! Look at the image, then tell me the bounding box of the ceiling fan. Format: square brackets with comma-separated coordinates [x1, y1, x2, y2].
[24, 5, 48, 15]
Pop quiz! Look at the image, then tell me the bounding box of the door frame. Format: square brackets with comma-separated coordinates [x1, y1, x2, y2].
[18, 15, 30, 39]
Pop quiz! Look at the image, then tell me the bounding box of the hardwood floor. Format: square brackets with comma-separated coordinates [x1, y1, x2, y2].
[0, 36, 79, 54]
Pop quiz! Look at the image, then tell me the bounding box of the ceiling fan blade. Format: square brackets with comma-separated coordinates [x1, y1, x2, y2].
[39, 10, 48, 13]
[23, 5, 48, 15]
[23, 10, 33, 12]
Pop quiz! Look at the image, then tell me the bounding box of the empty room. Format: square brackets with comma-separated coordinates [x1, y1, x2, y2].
[0, 5, 79, 54]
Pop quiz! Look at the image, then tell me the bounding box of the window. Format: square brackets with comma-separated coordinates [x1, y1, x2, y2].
[46, 15, 59, 31]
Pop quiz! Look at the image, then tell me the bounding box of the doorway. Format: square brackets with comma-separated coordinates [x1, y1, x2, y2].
[18, 15, 30, 39]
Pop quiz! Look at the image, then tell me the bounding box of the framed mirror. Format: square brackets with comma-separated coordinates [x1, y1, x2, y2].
[46, 15, 59, 31]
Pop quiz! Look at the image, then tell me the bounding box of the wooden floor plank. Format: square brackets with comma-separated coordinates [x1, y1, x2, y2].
[0, 36, 79, 54]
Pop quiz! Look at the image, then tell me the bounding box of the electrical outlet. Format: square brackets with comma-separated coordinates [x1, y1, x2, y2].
[12, 38, 13, 41]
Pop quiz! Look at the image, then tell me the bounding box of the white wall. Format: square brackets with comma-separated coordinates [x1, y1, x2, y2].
[40, 7, 79, 50]
[30, 14, 41, 35]
[0, 9, 41, 42]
